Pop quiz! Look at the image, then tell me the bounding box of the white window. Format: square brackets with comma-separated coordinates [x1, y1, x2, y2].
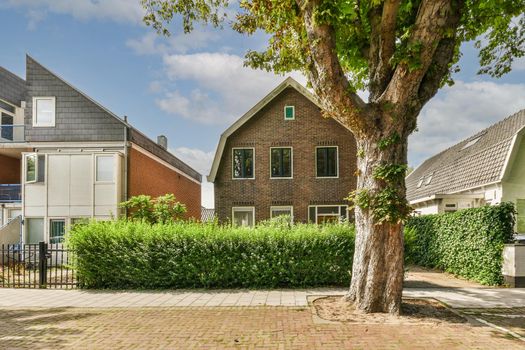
[33, 97, 56, 127]
[96, 155, 114, 182]
[308, 205, 348, 224]
[50, 219, 66, 244]
[232, 148, 255, 179]
[284, 105, 295, 120]
[270, 206, 293, 223]
[7, 209, 22, 222]
[25, 153, 46, 183]
[25, 218, 44, 244]
[232, 207, 255, 227]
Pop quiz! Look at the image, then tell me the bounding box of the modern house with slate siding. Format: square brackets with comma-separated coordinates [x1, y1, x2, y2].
[208, 77, 357, 226]
[406, 109, 525, 232]
[0, 55, 201, 244]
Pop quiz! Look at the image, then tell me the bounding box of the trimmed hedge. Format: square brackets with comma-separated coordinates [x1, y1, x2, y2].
[67, 220, 355, 289]
[404, 202, 515, 285]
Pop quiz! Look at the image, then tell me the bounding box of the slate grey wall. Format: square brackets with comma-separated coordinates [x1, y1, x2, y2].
[0, 66, 26, 106]
[25, 56, 126, 142]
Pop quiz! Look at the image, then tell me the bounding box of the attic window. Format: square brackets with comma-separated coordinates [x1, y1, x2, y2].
[416, 177, 424, 188]
[284, 106, 295, 120]
[461, 136, 481, 150]
[424, 173, 433, 185]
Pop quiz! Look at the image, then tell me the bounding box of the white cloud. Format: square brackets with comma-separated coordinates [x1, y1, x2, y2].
[172, 147, 215, 208]
[126, 30, 220, 55]
[157, 52, 306, 124]
[4, 0, 144, 25]
[409, 80, 525, 166]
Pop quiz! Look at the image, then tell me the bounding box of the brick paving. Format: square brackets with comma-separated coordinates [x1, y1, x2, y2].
[1, 306, 523, 349]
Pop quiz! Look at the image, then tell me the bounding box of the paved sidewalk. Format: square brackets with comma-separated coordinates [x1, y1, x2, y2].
[0, 287, 524, 308]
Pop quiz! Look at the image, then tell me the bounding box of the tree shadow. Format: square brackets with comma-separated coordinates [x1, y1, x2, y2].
[0, 308, 99, 349]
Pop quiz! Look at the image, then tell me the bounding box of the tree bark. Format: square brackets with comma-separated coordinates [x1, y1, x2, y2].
[346, 127, 408, 314]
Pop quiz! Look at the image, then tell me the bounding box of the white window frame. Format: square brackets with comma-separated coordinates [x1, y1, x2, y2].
[95, 154, 115, 183]
[269, 147, 293, 179]
[308, 205, 348, 224]
[270, 206, 293, 222]
[232, 206, 255, 227]
[25, 153, 45, 184]
[49, 218, 67, 244]
[32, 97, 56, 127]
[315, 146, 339, 179]
[284, 105, 295, 120]
[231, 147, 255, 180]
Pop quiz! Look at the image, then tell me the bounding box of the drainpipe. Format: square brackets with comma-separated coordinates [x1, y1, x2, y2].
[123, 121, 129, 218]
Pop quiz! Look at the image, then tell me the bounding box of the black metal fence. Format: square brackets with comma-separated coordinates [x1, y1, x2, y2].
[0, 242, 77, 289]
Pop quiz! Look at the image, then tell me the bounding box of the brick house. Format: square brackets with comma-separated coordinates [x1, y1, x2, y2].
[0, 55, 201, 244]
[208, 77, 356, 225]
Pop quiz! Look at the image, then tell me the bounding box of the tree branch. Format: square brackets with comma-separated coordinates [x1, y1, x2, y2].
[369, 0, 401, 102]
[298, 0, 369, 135]
[380, 0, 456, 109]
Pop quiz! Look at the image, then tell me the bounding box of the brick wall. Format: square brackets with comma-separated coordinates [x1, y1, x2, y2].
[128, 146, 201, 220]
[214, 87, 357, 223]
[0, 154, 20, 184]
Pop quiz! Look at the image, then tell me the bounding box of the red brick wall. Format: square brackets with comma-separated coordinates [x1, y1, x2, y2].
[0, 154, 21, 184]
[214, 87, 357, 223]
[128, 147, 201, 220]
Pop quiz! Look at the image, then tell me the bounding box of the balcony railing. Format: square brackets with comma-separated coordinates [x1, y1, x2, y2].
[0, 124, 24, 143]
[0, 184, 21, 203]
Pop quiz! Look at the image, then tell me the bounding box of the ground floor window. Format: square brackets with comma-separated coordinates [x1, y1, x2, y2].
[308, 205, 348, 224]
[232, 207, 255, 227]
[25, 218, 44, 244]
[50, 219, 66, 244]
[270, 206, 293, 223]
[7, 209, 22, 222]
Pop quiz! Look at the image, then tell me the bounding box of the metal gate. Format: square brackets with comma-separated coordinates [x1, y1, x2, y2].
[0, 242, 77, 289]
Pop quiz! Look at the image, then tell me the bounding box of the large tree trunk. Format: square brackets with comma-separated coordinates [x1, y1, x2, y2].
[346, 128, 408, 314]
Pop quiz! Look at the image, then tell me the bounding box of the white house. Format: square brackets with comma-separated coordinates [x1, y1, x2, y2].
[407, 109, 525, 232]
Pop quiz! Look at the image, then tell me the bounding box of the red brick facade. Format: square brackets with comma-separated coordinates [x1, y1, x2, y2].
[0, 154, 21, 184]
[214, 87, 357, 223]
[128, 146, 201, 220]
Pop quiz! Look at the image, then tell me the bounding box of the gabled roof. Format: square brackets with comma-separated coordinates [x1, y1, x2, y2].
[26, 55, 201, 182]
[207, 77, 320, 182]
[27, 55, 130, 129]
[406, 109, 525, 202]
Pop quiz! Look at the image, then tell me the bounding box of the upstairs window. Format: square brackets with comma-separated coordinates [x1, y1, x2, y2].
[33, 97, 56, 127]
[25, 154, 45, 183]
[284, 105, 295, 120]
[233, 148, 254, 179]
[316, 146, 338, 177]
[271, 147, 292, 178]
[96, 155, 115, 182]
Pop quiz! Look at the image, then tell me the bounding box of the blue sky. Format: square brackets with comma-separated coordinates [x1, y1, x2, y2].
[1, 0, 524, 208]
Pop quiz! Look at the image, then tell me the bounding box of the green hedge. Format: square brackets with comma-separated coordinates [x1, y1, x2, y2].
[67, 220, 355, 289]
[404, 202, 515, 285]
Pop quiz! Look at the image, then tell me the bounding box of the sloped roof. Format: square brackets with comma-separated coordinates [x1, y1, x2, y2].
[0, 66, 26, 106]
[26, 55, 201, 182]
[207, 77, 322, 183]
[406, 109, 525, 202]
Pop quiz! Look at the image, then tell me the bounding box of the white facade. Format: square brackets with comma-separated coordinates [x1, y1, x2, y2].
[21, 147, 126, 243]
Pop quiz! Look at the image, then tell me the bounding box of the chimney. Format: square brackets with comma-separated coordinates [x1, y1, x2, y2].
[157, 135, 168, 150]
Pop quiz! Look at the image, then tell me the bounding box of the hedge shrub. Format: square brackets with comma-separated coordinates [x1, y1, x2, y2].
[67, 220, 355, 289]
[404, 202, 515, 285]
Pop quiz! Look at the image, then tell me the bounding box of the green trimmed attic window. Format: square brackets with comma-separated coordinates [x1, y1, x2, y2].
[284, 106, 295, 120]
